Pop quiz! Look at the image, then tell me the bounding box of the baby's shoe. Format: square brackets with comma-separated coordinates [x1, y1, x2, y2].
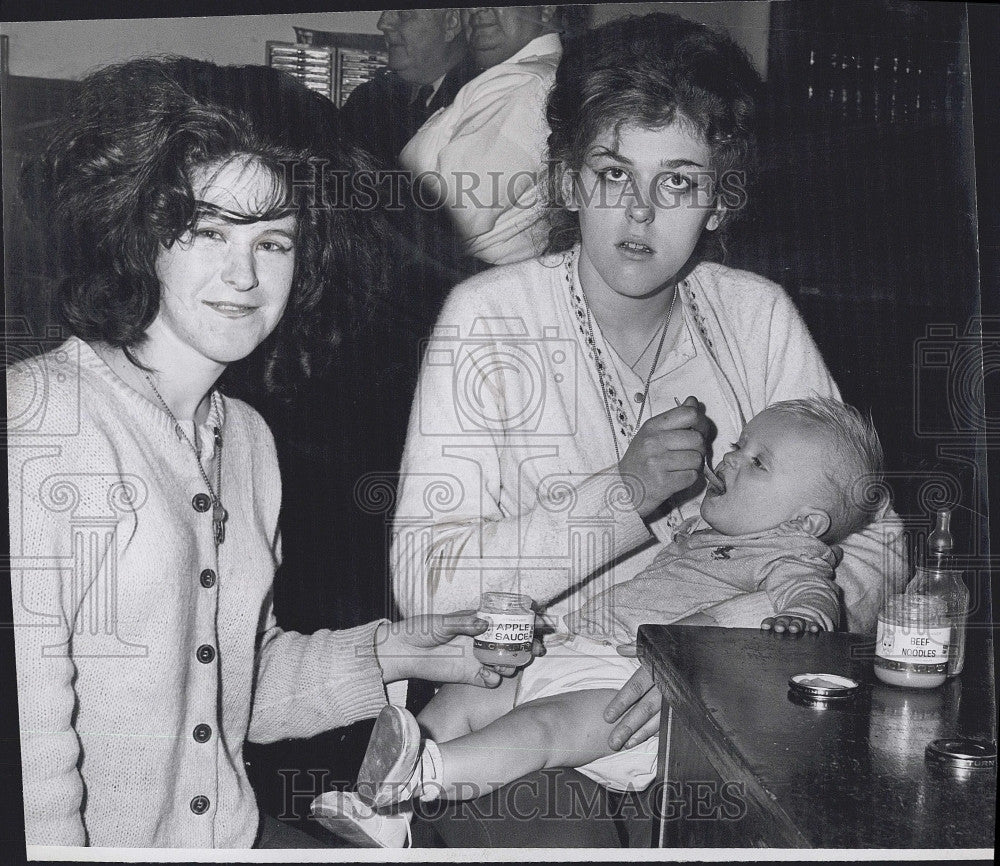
[310, 790, 412, 848]
[357, 704, 423, 808]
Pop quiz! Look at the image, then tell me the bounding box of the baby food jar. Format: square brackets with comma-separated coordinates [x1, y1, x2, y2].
[474, 593, 534, 668]
[874, 593, 949, 688]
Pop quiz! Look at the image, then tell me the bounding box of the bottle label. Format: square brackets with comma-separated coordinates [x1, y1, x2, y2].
[474, 610, 534, 651]
[875, 616, 950, 674]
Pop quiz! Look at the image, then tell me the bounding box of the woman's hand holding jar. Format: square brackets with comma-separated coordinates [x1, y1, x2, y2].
[376, 612, 501, 688]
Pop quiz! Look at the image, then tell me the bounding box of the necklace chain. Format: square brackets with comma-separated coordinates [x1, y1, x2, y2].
[633, 290, 674, 426]
[630, 316, 666, 369]
[143, 373, 228, 546]
[569, 252, 677, 464]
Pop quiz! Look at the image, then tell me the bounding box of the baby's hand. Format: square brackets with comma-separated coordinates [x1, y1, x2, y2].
[760, 614, 824, 635]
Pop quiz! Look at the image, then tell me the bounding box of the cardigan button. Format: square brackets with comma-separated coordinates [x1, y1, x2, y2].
[192, 723, 212, 743]
[196, 644, 216, 664]
[192, 493, 212, 513]
[199, 569, 217, 588]
[190, 795, 210, 815]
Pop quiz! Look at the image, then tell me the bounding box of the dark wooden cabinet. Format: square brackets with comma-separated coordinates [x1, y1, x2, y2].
[639, 624, 996, 848]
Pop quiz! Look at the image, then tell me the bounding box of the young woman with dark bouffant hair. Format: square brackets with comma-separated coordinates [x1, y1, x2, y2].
[32, 56, 382, 393]
[8, 56, 511, 851]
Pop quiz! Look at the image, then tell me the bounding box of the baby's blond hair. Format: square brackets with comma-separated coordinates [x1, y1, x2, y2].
[764, 397, 887, 543]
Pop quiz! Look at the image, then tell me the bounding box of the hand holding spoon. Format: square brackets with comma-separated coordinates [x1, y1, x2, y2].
[673, 396, 724, 492]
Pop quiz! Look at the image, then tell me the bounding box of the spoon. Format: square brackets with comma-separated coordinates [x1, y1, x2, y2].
[674, 396, 725, 492]
[703, 461, 725, 492]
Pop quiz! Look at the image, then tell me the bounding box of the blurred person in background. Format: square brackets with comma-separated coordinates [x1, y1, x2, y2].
[340, 8, 477, 169]
[400, 6, 566, 265]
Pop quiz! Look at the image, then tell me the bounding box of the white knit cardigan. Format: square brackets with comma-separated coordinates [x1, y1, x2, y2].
[7, 338, 388, 848]
[392, 251, 907, 632]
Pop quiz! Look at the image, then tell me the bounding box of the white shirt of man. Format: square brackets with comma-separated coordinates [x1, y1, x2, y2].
[400, 32, 561, 265]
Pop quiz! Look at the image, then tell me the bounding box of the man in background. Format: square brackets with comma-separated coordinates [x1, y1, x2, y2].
[339, 8, 477, 168]
[465, 3, 561, 67]
[399, 6, 565, 265]
[330, 12, 484, 587]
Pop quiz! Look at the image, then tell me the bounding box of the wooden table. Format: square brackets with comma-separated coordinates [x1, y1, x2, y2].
[637, 624, 996, 849]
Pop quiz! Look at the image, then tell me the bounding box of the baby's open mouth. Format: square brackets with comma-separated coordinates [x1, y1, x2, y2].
[705, 464, 726, 494]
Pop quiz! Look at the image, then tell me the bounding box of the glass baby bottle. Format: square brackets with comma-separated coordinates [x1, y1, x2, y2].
[875, 508, 969, 688]
[906, 509, 968, 677]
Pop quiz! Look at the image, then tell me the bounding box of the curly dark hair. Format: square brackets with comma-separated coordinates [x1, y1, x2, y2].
[543, 12, 762, 256]
[24, 56, 387, 394]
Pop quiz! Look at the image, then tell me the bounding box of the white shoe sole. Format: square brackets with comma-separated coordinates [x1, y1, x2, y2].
[357, 704, 422, 809]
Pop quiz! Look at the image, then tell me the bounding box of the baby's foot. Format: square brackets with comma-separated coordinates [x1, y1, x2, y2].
[310, 790, 412, 848]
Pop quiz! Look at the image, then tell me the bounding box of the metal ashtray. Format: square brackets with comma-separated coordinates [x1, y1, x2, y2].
[925, 738, 998, 771]
[788, 673, 860, 707]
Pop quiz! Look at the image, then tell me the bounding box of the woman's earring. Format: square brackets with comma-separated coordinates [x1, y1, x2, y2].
[706, 209, 724, 231]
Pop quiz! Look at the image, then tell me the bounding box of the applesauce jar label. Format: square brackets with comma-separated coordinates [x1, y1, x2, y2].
[474, 611, 534, 652]
[875, 615, 950, 674]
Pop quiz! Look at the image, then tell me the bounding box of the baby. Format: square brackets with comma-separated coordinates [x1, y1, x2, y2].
[568, 395, 887, 642]
[313, 397, 886, 846]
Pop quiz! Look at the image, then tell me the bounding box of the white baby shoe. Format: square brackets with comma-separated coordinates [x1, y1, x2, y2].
[309, 790, 412, 848]
[309, 704, 446, 848]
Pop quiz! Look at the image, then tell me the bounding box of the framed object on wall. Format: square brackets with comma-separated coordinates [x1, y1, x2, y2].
[265, 28, 387, 108]
[266, 42, 336, 102]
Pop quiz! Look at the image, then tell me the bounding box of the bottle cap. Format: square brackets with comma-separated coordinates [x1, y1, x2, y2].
[788, 673, 860, 706]
[924, 738, 997, 770]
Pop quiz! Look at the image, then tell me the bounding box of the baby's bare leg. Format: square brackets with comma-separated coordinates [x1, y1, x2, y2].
[429, 689, 620, 801]
[417, 674, 521, 743]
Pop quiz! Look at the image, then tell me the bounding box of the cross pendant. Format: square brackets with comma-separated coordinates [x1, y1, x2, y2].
[213, 501, 228, 546]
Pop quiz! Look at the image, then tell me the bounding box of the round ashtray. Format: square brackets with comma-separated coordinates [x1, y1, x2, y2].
[788, 673, 860, 705]
[925, 738, 998, 771]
